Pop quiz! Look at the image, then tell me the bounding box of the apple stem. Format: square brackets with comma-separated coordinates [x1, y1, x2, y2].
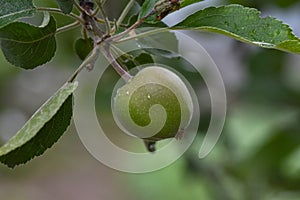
[68, 44, 101, 82]
[175, 128, 185, 140]
[143, 140, 156, 152]
[103, 43, 133, 82]
[107, 9, 156, 43]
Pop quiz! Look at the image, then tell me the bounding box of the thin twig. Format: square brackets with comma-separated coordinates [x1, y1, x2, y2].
[111, 45, 133, 60]
[89, 18, 105, 37]
[68, 45, 101, 83]
[95, 0, 111, 35]
[37, 7, 85, 24]
[110, 45, 138, 68]
[82, 27, 88, 39]
[94, 17, 106, 24]
[94, 17, 126, 28]
[114, 0, 135, 31]
[91, 7, 100, 17]
[108, 9, 156, 42]
[103, 43, 132, 82]
[116, 28, 169, 43]
[56, 21, 80, 34]
[66, 0, 155, 83]
[72, 0, 86, 13]
[110, 46, 132, 71]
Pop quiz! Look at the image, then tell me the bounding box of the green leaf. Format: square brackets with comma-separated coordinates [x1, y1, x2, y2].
[139, 0, 196, 24]
[174, 4, 300, 54]
[0, 16, 57, 69]
[123, 1, 141, 26]
[0, 0, 35, 29]
[0, 82, 78, 168]
[139, 0, 175, 24]
[139, 0, 157, 19]
[134, 52, 155, 64]
[119, 1, 167, 30]
[120, 51, 154, 70]
[180, 0, 204, 8]
[56, 0, 74, 14]
[140, 20, 168, 27]
[75, 38, 93, 60]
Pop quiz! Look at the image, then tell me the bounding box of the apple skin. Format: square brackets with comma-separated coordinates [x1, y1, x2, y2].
[113, 66, 193, 142]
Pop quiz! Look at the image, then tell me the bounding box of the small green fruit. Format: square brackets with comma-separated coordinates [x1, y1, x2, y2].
[113, 66, 193, 144]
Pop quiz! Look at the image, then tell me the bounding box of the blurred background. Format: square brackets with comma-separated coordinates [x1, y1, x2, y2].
[0, 0, 300, 199]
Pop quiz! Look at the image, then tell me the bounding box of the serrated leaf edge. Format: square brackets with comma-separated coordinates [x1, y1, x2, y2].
[173, 4, 300, 54]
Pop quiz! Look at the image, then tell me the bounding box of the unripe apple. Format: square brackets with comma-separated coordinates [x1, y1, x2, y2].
[113, 66, 193, 146]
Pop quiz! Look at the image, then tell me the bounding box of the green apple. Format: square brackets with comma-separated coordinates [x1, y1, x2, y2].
[113, 66, 193, 144]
